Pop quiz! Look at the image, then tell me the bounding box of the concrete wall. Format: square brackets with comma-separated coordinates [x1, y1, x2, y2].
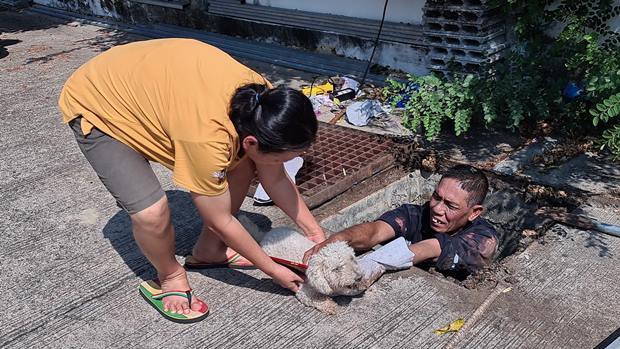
[33, 0, 425, 24]
[321, 171, 440, 231]
[36, 0, 122, 18]
[254, 0, 425, 24]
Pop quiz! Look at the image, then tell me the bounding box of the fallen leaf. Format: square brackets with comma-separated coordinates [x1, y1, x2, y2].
[433, 318, 465, 335]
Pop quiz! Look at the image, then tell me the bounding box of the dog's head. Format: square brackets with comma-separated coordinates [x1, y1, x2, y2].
[305, 241, 362, 295]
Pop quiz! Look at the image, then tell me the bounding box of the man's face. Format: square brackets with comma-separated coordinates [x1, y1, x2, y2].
[429, 178, 482, 234]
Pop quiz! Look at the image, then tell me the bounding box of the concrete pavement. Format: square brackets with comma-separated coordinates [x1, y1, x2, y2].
[1, 8, 619, 348]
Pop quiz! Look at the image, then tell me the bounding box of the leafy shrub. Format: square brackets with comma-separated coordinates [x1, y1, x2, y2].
[383, 0, 620, 157]
[383, 74, 475, 140]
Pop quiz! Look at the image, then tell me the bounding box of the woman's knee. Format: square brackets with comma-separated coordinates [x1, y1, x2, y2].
[130, 196, 171, 233]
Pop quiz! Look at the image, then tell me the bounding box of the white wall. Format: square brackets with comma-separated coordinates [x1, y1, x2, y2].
[254, 0, 425, 24]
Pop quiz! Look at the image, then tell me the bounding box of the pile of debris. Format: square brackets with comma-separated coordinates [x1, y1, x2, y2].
[303, 75, 396, 129]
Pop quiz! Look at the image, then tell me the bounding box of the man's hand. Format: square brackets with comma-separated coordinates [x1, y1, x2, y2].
[268, 264, 304, 293]
[302, 240, 329, 264]
[303, 233, 344, 263]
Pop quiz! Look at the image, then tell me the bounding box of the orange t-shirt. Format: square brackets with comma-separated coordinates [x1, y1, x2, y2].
[59, 38, 270, 196]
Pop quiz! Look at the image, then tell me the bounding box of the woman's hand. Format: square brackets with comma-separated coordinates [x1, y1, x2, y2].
[268, 264, 304, 293]
[305, 231, 326, 244]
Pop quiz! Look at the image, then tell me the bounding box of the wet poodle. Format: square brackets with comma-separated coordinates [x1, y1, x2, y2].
[259, 227, 365, 315]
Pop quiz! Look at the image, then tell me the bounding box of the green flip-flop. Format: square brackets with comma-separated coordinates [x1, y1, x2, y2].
[138, 279, 209, 323]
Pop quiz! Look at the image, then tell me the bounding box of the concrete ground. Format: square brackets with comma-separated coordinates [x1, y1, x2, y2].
[1, 8, 619, 349]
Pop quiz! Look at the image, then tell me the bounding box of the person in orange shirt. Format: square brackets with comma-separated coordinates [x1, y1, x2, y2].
[60, 38, 325, 322]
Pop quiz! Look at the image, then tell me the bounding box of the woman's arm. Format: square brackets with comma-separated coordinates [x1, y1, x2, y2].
[191, 191, 303, 292]
[256, 162, 325, 243]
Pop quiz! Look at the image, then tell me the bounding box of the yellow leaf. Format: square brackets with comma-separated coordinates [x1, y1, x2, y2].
[433, 318, 465, 335]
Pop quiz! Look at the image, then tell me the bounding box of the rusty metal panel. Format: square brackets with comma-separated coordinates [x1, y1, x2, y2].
[251, 123, 395, 209]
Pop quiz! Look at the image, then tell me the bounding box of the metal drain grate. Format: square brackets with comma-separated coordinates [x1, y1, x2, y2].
[250, 123, 396, 208]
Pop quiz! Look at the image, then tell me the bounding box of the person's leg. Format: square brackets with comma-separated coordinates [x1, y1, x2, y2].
[129, 197, 203, 313]
[191, 156, 256, 263]
[69, 117, 203, 314]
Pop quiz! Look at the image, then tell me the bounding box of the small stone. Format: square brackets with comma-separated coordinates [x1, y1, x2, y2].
[504, 276, 518, 284]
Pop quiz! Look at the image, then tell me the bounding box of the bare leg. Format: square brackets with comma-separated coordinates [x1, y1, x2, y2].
[191, 157, 256, 262]
[131, 195, 203, 314]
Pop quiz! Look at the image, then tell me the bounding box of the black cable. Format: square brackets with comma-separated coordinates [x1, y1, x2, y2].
[309, 75, 318, 96]
[359, 0, 389, 90]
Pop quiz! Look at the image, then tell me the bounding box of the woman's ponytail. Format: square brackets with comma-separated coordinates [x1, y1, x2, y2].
[229, 83, 317, 153]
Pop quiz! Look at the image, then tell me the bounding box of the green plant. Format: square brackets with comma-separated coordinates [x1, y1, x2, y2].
[475, 53, 557, 130]
[384, 0, 620, 156]
[590, 92, 620, 126]
[600, 124, 620, 157]
[384, 74, 475, 140]
[590, 92, 620, 155]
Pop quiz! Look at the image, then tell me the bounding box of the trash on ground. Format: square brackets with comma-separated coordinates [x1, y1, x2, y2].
[346, 100, 390, 126]
[302, 81, 333, 97]
[309, 94, 337, 116]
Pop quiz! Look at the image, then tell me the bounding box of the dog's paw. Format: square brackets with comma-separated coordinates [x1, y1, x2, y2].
[296, 287, 338, 315]
[317, 301, 337, 315]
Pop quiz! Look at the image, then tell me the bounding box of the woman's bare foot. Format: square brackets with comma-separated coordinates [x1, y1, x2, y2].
[159, 265, 205, 314]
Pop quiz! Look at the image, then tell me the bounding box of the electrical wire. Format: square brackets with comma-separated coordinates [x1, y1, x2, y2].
[358, 0, 389, 89]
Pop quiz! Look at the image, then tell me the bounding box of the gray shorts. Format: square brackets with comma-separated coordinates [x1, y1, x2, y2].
[69, 117, 165, 214]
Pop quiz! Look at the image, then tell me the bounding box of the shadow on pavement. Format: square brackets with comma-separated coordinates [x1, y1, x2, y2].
[1, 8, 72, 33]
[191, 268, 291, 295]
[102, 190, 285, 293]
[0, 38, 20, 59]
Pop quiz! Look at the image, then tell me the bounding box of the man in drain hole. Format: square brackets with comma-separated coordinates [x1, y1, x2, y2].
[304, 164, 499, 286]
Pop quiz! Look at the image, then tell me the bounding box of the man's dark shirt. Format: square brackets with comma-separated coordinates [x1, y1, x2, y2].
[377, 202, 498, 273]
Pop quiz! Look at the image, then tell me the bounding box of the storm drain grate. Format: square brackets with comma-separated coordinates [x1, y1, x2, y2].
[251, 123, 396, 208]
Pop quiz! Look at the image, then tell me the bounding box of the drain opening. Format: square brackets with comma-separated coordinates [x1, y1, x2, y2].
[320, 146, 584, 289]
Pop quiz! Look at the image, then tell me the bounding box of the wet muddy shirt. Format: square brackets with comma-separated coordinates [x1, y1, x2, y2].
[59, 38, 270, 196]
[378, 202, 498, 273]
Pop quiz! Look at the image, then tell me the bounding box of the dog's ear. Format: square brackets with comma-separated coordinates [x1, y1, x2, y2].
[306, 256, 333, 295]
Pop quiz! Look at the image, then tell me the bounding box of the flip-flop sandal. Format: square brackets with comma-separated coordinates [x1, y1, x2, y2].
[138, 279, 209, 323]
[183, 253, 255, 270]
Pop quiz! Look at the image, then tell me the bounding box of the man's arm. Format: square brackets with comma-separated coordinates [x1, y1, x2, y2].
[409, 238, 441, 264]
[257, 162, 325, 243]
[433, 231, 498, 273]
[303, 221, 396, 263]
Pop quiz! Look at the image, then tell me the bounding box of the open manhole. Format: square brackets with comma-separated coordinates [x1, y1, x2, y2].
[319, 169, 581, 288]
[250, 123, 396, 208]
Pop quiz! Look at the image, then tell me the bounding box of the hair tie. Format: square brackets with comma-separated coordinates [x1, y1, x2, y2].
[254, 93, 261, 104]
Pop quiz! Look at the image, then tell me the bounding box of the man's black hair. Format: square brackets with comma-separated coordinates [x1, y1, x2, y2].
[440, 164, 489, 206]
[229, 83, 318, 153]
